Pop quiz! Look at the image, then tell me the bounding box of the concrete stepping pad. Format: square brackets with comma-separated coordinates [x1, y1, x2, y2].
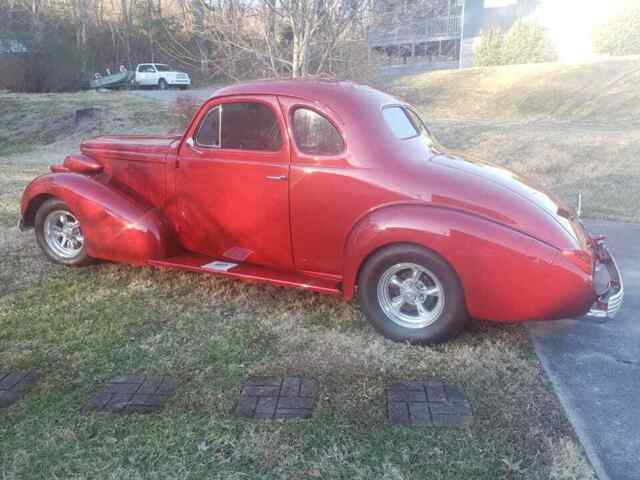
[0, 371, 38, 408]
[88, 374, 176, 414]
[233, 376, 317, 420]
[387, 381, 472, 427]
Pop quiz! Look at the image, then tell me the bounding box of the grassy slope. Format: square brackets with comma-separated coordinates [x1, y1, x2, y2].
[388, 56, 640, 222]
[0, 91, 172, 229]
[0, 77, 603, 479]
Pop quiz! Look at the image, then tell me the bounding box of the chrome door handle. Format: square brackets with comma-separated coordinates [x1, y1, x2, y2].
[265, 175, 287, 181]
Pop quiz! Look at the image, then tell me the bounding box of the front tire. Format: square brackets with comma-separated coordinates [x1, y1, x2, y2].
[358, 244, 468, 345]
[35, 198, 92, 266]
[158, 79, 168, 90]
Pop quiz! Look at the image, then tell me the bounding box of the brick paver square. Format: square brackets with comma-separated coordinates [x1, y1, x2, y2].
[233, 376, 317, 420]
[387, 381, 472, 427]
[88, 374, 176, 414]
[0, 371, 38, 408]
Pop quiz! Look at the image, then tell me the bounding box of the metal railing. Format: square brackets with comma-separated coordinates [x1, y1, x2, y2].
[368, 15, 462, 46]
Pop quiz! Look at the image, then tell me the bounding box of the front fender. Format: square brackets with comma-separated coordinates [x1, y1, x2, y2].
[21, 173, 178, 265]
[342, 205, 594, 322]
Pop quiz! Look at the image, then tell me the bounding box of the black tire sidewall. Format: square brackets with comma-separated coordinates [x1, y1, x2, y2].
[358, 245, 467, 345]
[35, 198, 91, 267]
[158, 79, 167, 90]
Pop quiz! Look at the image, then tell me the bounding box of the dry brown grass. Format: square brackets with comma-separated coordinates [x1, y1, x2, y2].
[388, 56, 640, 222]
[389, 56, 640, 123]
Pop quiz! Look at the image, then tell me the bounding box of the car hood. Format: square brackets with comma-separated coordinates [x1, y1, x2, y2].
[423, 152, 590, 251]
[81, 135, 182, 163]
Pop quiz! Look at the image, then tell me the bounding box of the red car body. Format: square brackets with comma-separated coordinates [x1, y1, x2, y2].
[20, 80, 623, 325]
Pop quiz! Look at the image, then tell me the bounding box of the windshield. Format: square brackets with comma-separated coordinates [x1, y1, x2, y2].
[154, 64, 172, 72]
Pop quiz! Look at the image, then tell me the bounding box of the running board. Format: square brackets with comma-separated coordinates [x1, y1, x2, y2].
[148, 253, 342, 296]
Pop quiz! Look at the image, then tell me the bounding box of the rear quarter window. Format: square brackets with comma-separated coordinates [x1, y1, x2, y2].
[292, 108, 344, 156]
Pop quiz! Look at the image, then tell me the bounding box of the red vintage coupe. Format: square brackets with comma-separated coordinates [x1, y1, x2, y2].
[19, 80, 623, 344]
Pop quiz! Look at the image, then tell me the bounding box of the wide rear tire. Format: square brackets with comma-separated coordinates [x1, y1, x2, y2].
[358, 244, 468, 345]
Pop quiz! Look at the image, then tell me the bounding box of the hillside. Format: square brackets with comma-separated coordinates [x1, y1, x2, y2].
[386, 57, 640, 222]
[387, 56, 640, 123]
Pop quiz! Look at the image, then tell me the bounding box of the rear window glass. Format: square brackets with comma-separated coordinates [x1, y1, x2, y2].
[292, 108, 344, 156]
[383, 107, 419, 140]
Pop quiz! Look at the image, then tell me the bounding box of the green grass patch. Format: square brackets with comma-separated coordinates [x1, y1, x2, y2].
[0, 91, 170, 157]
[0, 261, 593, 479]
[0, 142, 37, 157]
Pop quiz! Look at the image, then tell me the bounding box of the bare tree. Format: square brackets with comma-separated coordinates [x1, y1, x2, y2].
[120, 0, 135, 66]
[162, 0, 370, 80]
[0, 0, 373, 90]
[191, 0, 208, 74]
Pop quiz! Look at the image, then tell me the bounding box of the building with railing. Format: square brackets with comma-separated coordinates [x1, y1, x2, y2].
[368, 0, 538, 74]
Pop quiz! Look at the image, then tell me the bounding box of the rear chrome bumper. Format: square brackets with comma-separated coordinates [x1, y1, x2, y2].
[587, 241, 624, 318]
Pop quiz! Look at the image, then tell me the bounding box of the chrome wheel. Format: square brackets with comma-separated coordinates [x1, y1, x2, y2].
[44, 210, 84, 259]
[376, 262, 445, 329]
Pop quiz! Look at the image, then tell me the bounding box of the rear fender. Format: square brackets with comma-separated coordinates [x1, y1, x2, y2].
[21, 172, 178, 265]
[342, 204, 594, 322]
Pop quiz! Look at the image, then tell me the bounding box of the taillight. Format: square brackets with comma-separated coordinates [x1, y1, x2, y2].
[561, 249, 593, 275]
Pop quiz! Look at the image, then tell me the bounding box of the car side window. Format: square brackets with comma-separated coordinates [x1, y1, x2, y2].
[222, 103, 282, 151]
[196, 102, 282, 151]
[382, 106, 419, 140]
[196, 105, 221, 147]
[292, 108, 344, 156]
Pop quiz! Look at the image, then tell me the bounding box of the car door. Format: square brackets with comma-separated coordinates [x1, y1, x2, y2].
[136, 65, 147, 85]
[175, 95, 294, 271]
[137, 64, 155, 85]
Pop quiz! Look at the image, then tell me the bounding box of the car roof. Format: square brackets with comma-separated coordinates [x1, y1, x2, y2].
[213, 80, 399, 114]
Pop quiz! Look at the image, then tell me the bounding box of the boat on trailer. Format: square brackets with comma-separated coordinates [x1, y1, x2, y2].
[89, 66, 133, 90]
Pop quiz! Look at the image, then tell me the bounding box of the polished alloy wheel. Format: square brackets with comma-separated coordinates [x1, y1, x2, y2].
[376, 262, 445, 329]
[44, 210, 85, 259]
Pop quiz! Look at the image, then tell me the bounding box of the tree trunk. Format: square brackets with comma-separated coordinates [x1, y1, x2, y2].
[147, 0, 155, 62]
[192, 0, 208, 74]
[121, 0, 132, 67]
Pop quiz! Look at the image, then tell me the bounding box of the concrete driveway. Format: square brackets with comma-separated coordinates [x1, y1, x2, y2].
[528, 220, 640, 480]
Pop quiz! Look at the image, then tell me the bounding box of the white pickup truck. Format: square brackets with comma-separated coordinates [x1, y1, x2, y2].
[132, 63, 191, 90]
